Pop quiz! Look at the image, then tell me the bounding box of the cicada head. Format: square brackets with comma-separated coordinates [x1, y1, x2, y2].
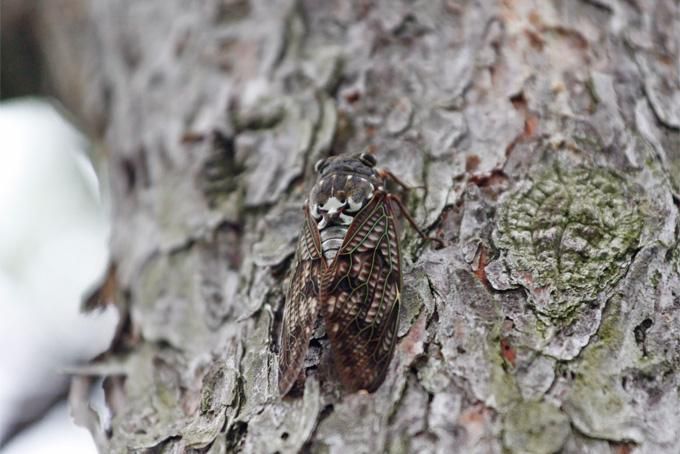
[309, 153, 382, 229]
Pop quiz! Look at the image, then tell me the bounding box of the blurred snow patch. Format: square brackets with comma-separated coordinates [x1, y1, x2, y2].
[0, 98, 117, 448]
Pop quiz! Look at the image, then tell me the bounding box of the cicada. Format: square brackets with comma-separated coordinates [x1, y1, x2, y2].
[278, 153, 435, 395]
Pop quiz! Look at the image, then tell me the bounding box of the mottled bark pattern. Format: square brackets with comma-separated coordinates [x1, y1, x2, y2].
[36, 0, 680, 453]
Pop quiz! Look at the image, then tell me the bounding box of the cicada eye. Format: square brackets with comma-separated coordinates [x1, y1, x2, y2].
[359, 153, 377, 167]
[311, 203, 322, 220]
[314, 159, 327, 173]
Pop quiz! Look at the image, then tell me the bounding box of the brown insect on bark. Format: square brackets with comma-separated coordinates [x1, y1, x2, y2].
[278, 153, 439, 396]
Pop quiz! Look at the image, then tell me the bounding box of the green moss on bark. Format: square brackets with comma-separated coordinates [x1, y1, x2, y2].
[493, 166, 643, 320]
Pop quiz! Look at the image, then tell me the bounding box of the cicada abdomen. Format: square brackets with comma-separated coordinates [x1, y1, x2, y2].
[278, 153, 429, 396]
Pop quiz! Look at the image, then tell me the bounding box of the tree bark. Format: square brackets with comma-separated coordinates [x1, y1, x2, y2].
[35, 0, 679, 453]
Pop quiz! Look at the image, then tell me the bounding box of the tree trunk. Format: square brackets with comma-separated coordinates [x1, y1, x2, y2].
[35, 0, 679, 452]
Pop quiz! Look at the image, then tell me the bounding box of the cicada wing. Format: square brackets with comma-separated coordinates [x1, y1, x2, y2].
[321, 193, 402, 392]
[278, 207, 323, 396]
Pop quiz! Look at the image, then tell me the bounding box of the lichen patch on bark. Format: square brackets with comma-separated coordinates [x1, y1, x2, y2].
[491, 165, 643, 321]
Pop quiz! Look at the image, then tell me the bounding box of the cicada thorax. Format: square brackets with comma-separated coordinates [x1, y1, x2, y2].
[279, 152, 408, 395]
[308, 157, 381, 265]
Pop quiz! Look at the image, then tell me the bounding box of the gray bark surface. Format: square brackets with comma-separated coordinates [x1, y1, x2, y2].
[35, 0, 679, 453]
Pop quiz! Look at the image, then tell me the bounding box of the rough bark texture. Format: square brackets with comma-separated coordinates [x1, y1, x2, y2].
[35, 0, 679, 453]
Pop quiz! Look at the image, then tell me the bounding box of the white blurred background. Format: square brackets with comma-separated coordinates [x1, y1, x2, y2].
[0, 98, 117, 453]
